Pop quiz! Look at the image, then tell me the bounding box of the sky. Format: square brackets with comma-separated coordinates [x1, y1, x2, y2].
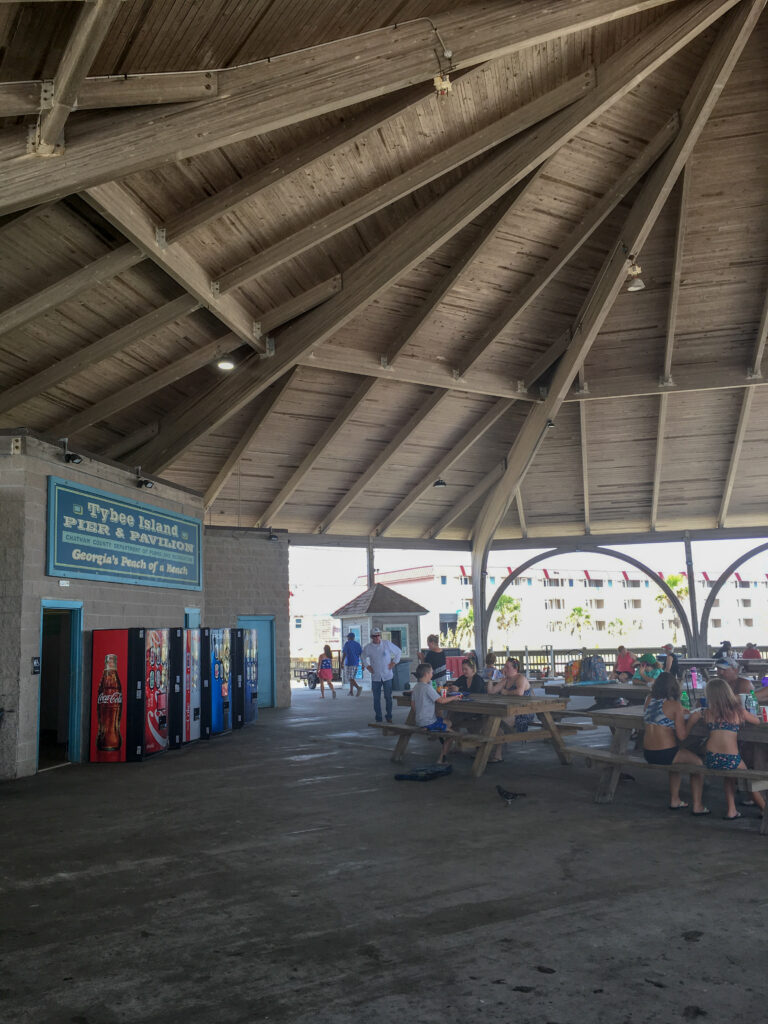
[289, 537, 768, 619]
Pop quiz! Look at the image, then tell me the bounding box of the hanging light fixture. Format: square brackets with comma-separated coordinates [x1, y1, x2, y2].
[433, 478, 447, 488]
[626, 258, 645, 292]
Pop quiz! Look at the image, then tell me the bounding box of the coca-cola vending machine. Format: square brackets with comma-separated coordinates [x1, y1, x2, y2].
[200, 627, 233, 735]
[168, 627, 201, 748]
[90, 627, 170, 762]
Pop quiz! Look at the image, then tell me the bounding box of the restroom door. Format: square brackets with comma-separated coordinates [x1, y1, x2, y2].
[237, 616, 275, 708]
[39, 603, 83, 769]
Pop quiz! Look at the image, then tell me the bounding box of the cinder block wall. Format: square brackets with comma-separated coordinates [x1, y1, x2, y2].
[203, 527, 290, 708]
[0, 436, 204, 780]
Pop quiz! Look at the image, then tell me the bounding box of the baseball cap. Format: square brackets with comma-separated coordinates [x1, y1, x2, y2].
[715, 655, 739, 670]
[662, 643, 674, 651]
[346, 632, 355, 639]
[371, 628, 382, 636]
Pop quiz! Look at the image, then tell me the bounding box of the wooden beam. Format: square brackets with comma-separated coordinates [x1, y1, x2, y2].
[0, 0, 719, 214]
[455, 115, 679, 378]
[254, 377, 378, 525]
[258, 277, 342, 336]
[748, 285, 768, 378]
[718, 389, 755, 527]
[159, 86, 432, 245]
[203, 369, 300, 509]
[35, 0, 122, 154]
[0, 72, 219, 118]
[471, 0, 766, 561]
[383, 186, 531, 367]
[206, 3, 735, 416]
[213, 71, 596, 294]
[427, 462, 505, 539]
[54, 334, 242, 437]
[373, 398, 514, 536]
[82, 183, 261, 350]
[662, 166, 690, 384]
[101, 421, 159, 461]
[319, 389, 448, 533]
[515, 487, 528, 539]
[0, 243, 143, 337]
[650, 393, 669, 531]
[0, 294, 198, 418]
[579, 401, 591, 534]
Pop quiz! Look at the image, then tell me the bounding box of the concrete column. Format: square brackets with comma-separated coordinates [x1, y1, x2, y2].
[471, 537, 489, 663]
[683, 533, 703, 656]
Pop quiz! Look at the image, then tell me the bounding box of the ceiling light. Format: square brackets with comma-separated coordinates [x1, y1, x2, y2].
[627, 277, 646, 292]
[626, 258, 645, 292]
[135, 466, 154, 489]
[268, 530, 279, 542]
[217, 359, 235, 371]
[433, 478, 447, 488]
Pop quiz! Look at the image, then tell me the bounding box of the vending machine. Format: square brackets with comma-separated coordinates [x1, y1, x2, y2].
[168, 627, 201, 749]
[201, 627, 233, 735]
[241, 626, 259, 725]
[90, 627, 170, 763]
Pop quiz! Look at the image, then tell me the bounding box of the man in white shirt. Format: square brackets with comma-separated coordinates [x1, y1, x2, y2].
[362, 628, 401, 723]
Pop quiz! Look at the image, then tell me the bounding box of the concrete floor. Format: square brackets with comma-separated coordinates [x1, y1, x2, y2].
[2, 686, 766, 1024]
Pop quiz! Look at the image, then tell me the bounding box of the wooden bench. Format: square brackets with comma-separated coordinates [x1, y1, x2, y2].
[370, 721, 588, 762]
[568, 745, 768, 835]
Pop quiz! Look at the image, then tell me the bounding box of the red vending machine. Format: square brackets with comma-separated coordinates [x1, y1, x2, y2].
[168, 627, 201, 748]
[90, 628, 170, 762]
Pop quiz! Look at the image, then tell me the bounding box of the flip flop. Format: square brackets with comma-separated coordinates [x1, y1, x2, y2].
[668, 802, 689, 810]
[691, 808, 711, 816]
[487, 757, 504, 764]
[723, 811, 743, 820]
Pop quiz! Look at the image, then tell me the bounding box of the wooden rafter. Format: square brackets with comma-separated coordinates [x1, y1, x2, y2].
[213, 71, 596, 294]
[516, 488, 528, 540]
[427, 463, 505, 539]
[749, 286, 768, 378]
[650, 393, 669, 531]
[662, 166, 690, 384]
[0, 0, 688, 214]
[158, 86, 433, 246]
[54, 334, 242, 438]
[455, 116, 679, 378]
[34, 0, 123, 155]
[253, 377, 377, 524]
[373, 399, 514, 536]
[102, 422, 159, 461]
[0, 243, 143, 338]
[319, 389, 448, 534]
[471, 0, 766, 561]
[203, 370, 300, 509]
[718, 388, 755, 528]
[0, 294, 198, 419]
[258, 277, 342, 337]
[82, 184, 261, 350]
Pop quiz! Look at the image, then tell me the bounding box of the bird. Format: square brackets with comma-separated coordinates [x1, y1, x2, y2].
[496, 784, 526, 804]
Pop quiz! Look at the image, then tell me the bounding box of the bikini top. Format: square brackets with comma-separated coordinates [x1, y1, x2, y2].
[320, 657, 332, 671]
[643, 698, 676, 729]
[706, 719, 740, 732]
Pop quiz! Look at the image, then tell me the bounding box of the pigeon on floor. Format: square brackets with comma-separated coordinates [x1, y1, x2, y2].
[496, 784, 526, 804]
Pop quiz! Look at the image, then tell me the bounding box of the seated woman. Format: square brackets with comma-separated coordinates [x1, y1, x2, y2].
[487, 658, 535, 763]
[688, 678, 766, 820]
[642, 671, 707, 813]
[633, 653, 661, 686]
[612, 644, 638, 682]
[448, 658, 486, 695]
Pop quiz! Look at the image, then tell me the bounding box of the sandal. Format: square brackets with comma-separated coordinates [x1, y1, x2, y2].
[668, 802, 689, 810]
[723, 811, 742, 820]
[691, 808, 711, 816]
[487, 756, 504, 764]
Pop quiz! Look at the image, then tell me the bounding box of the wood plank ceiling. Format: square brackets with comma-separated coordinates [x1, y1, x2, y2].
[0, 0, 766, 544]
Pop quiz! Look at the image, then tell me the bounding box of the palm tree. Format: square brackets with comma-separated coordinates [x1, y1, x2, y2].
[493, 594, 522, 646]
[654, 573, 689, 643]
[607, 617, 625, 643]
[455, 607, 475, 647]
[566, 605, 592, 639]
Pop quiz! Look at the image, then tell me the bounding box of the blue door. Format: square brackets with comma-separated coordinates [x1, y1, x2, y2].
[237, 616, 275, 708]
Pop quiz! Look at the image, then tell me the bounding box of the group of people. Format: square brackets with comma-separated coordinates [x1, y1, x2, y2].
[410, 649, 534, 765]
[317, 629, 403, 724]
[609, 643, 680, 684]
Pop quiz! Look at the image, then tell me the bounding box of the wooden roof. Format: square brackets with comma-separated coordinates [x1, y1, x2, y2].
[1, 0, 767, 546]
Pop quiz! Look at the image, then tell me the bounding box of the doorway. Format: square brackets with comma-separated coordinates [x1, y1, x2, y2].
[237, 616, 275, 708]
[39, 602, 83, 770]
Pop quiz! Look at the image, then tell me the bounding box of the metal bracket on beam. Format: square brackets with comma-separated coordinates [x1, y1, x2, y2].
[210, 280, 221, 297]
[380, 354, 389, 369]
[451, 368, 461, 380]
[659, 374, 676, 387]
[252, 321, 263, 341]
[260, 336, 275, 358]
[40, 81, 54, 111]
[574, 380, 590, 396]
[155, 226, 167, 248]
[746, 367, 763, 380]
[516, 379, 528, 394]
[27, 122, 64, 157]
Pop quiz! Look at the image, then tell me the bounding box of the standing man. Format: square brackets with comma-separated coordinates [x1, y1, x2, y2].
[363, 628, 401, 724]
[341, 631, 363, 696]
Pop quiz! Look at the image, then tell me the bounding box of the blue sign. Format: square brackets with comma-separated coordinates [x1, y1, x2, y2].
[47, 477, 202, 590]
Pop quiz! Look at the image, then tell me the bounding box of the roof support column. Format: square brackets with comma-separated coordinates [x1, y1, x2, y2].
[367, 540, 376, 591]
[683, 533, 703, 656]
[472, 549, 489, 665]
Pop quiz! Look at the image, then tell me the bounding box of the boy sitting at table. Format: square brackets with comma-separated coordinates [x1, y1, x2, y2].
[411, 662, 462, 763]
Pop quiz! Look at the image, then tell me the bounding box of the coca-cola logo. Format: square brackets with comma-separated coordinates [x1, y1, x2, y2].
[97, 692, 122, 704]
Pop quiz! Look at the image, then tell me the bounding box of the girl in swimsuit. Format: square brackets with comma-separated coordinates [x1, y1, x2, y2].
[687, 677, 765, 820]
[316, 644, 336, 700]
[642, 671, 708, 813]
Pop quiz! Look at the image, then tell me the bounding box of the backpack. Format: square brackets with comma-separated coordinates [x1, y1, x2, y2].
[580, 654, 608, 682]
[563, 659, 581, 684]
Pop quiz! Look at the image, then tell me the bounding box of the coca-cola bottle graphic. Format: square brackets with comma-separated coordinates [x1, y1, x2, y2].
[96, 653, 123, 751]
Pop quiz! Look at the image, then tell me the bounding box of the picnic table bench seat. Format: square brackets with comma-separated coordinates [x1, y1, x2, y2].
[370, 720, 588, 762]
[568, 744, 768, 834]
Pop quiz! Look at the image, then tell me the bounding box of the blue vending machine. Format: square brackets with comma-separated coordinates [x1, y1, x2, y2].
[201, 627, 232, 735]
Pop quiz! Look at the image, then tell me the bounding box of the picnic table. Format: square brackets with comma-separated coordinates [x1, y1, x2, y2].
[543, 681, 650, 705]
[373, 691, 572, 778]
